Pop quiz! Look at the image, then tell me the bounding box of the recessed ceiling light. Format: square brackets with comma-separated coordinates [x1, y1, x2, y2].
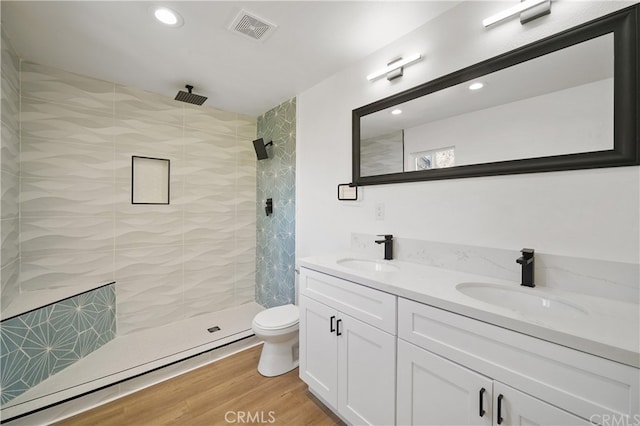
[468, 82, 485, 91]
[152, 6, 183, 27]
[391, 109, 403, 115]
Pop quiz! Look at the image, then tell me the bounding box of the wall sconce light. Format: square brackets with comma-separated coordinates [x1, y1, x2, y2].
[483, 0, 551, 28]
[366, 53, 422, 82]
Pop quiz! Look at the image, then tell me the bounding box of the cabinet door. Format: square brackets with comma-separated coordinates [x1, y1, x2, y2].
[493, 382, 590, 426]
[397, 339, 493, 426]
[337, 313, 396, 426]
[299, 295, 338, 408]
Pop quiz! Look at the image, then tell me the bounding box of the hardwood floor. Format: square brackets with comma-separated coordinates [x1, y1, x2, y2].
[56, 345, 344, 426]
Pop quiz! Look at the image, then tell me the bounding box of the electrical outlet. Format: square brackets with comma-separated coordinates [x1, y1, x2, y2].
[375, 203, 385, 220]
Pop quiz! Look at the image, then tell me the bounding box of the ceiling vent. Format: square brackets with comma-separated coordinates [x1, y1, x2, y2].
[229, 10, 277, 42]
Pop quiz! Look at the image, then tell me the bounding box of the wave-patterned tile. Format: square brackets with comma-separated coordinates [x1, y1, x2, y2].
[1, 258, 20, 311]
[1, 29, 20, 90]
[115, 246, 184, 335]
[114, 123, 183, 183]
[115, 211, 183, 249]
[1, 171, 19, 220]
[236, 114, 257, 140]
[183, 284, 235, 318]
[183, 157, 237, 186]
[1, 125, 20, 176]
[236, 162, 257, 182]
[183, 214, 234, 245]
[182, 129, 235, 160]
[21, 216, 114, 257]
[183, 244, 236, 315]
[184, 242, 236, 271]
[360, 131, 404, 176]
[183, 103, 237, 135]
[21, 137, 115, 181]
[1, 217, 19, 267]
[114, 179, 184, 213]
[21, 178, 115, 218]
[235, 244, 257, 305]
[235, 198, 257, 217]
[21, 62, 114, 113]
[235, 211, 257, 241]
[182, 184, 236, 215]
[1, 74, 20, 130]
[115, 85, 183, 127]
[114, 118, 183, 155]
[236, 181, 257, 203]
[20, 251, 114, 292]
[20, 98, 115, 145]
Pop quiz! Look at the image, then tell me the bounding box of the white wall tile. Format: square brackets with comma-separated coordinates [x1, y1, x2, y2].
[114, 85, 183, 126]
[21, 137, 115, 182]
[21, 62, 114, 113]
[21, 216, 114, 257]
[20, 99, 115, 145]
[20, 251, 114, 292]
[21, 178, 115, 218]
[115, 246, 184, 335]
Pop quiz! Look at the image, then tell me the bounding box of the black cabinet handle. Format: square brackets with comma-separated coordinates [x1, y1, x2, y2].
[479, 388, 486, 417]
[330, 315, 336, 333]
[497, 394, 504, 425]
[336, 319, 342, 336]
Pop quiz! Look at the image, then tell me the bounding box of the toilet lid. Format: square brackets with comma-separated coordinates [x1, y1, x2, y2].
[254, 304, 299, 329]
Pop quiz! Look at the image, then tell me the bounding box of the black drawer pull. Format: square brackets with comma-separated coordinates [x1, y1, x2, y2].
[336, 319, 342, 336]
[497, 394, 504, 425]
[330, 315, 336, 333]
[479, 388, 486, 417]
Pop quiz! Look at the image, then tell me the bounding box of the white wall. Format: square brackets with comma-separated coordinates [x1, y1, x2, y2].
[297, 1, 639, 264]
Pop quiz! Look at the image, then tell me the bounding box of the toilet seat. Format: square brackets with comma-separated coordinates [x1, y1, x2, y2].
[253, 304, 299, 330]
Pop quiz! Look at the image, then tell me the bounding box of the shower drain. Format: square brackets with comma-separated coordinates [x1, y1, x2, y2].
[207, 326, 221, 333]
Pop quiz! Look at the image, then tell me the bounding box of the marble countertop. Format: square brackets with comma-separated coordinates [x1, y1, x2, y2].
[299, 254, 640, 368]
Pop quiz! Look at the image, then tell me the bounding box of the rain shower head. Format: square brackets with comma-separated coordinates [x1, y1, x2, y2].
[175, 85, 207, 105]
[253, 138, 273, 160]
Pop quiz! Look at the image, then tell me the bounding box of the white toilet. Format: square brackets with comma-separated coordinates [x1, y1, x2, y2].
[252, 304, 300, 377]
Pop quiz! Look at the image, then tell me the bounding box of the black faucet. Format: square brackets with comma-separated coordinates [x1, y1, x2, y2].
[375, 235, 394, 260]
[516, 248, 535, 287]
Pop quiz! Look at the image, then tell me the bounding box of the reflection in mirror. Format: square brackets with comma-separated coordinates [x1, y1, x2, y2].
[360, 130, 404, 176]
[360, 33, 614, 177]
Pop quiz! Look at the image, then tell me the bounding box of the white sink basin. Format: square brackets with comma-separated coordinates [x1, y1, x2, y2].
[456, 282, 588, 319]
[337, 258, 399, 273]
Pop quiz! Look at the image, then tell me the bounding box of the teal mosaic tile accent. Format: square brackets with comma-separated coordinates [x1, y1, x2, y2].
[256, 98, 296, 308]
[0, 283, 116, 405]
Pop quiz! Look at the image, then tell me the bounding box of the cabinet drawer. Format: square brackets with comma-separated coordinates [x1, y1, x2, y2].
[300, 268, 396, 335]
[398, 297, 639, 422]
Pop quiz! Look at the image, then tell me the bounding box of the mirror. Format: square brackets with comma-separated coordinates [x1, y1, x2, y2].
[353, 6, 638, 186]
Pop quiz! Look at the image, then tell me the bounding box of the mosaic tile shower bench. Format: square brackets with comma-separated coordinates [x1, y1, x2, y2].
[0, 283, 116, 405]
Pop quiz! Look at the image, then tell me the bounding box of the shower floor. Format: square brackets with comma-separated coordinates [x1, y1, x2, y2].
[1, 302, 264, 422]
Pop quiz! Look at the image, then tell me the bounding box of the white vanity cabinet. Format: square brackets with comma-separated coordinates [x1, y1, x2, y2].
[397, 297, 639, 426]
[397, 339, 589, 425]
[299, 268, 397, 425]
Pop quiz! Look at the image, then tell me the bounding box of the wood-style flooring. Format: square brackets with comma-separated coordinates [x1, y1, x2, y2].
[56, 345, 344, 426]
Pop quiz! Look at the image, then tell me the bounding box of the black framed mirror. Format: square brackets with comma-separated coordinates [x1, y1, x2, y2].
[353, 5, 638, 186]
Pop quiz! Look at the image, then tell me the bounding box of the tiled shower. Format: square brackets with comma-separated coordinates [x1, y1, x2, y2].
[0, 23, 265, 404]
